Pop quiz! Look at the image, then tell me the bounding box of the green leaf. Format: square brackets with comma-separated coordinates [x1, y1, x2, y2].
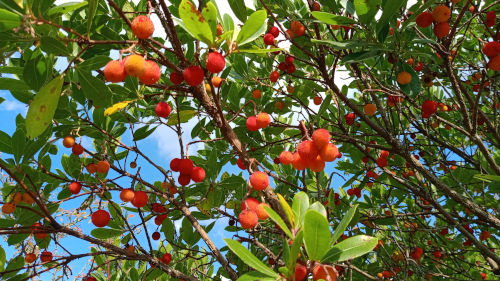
[311, 39, 374, 49]
[0, 78, 31, 91]
[91, 228, 123, 239]
[0, 130, 12, 153]
[288, 230, 303, 275]
[303, 209, 331, 261]
[236, 271, 275, 281]
[341, 50, 381, 63]
[40, 36, 70, 56]
[236, 10, 267, 46]
[0, 246, 5, 271]
[292, 192, 309, 227]
[23, 49, 48, 91]
[332, 204, 358, 244]
[25, 75, 64, 139]
[263, 205, 293, 239]
[376, 0, 404, 42]
[321, 235, 377, 263]
[475, 174, 500, 182]
[79, 55, 111, 71]
[308, 201, 327, 218]
[77, 68, 112, 107]
[202, 1, 218, 43]
[237, 48, 283, 54]
[0, 8, 20, 32]
[48, 1, 88, 16]
[166, 110, 198, 125]
[224, 238, 279, 278]
[354, 0, 381, 24]
[133, 125, 157, 141]
[228, 0, 246, 22]
[87, 0, 97, 36]
[311, 12, 357, 25]
[179, 0, 214, 45]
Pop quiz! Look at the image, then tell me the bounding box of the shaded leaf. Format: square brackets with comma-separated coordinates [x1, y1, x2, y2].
[322, 235, 377, 262]
[224, 238, 279, 278]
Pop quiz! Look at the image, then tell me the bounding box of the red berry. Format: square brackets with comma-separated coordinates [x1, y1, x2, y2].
[263, 33, 275, 45]
[269, 26, 280, 37]
[239, 210, 258, 229]
[131, 191, 148, 208]
[92, 209, 110, 227]
[139, 60, 161, 85]
[246, 116, 259, 131]
[152, 231, 160, 240]
[191, 167, 206, 182]
[169, 72, 184, 84]
[416, 12, 433, 28]
[183, 66, 205, 86]
[170, 158, 181, 172]
[237, 158, 246, 170]
[103, 60, 127, 83]
[155, 102, 171, 118]
[249, 171, 270, 191]
[161, 253, 172, 265]
[241, 197, 260, 212]
[269, 71, 280, 83]
[179, 158, 194, 175]
[178, 174, 191, 186]
[206, 52, 226, 73]
[68, 182, 82, 195]
[422, 100, 438, 115]
[131, 16, 154, 39]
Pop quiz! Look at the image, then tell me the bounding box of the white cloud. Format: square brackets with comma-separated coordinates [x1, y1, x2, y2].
[0, 99, 27, 113]
[149, 117, 203, 158]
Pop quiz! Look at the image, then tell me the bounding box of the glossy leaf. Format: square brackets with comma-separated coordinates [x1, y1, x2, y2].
[228, 0, 246, 22]
[303, 209, 331, 261]
[278, 193, 295, 227]
[322, 235, 378, 262]
[179, 0, 213, 45]
[331, 204, 358, 244]
[91, 228, 123, 239]
[224, 238, 279, 278]
[0, 8, 20, 32]
[25, 75, 64, 139]
[236, 10, 267, 46]
[311, 12, 357, 25]
[263, 205, 293, 239]
[292, 192, 309, 227]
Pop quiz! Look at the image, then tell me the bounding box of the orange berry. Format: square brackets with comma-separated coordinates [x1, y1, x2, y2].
[62, 136, 75, 148]
[72, 144, 84, 155]
[120, 189, 135, 202]
[309, 156, 325, 172]
[139, 60, 161, 85]
[290, 21, 305, 36]
[432, 5, 451, 23]
[12, 192, 22, 204]
[291, 152, 308, 171]
[124, 55, 146, 77]
[91, 209, 110, 227]
[252, 89, 262, 99]
[313, 96, 322, 105]
[131, 16, 155, 39]
[275, 101, 285, 110]
[103, 60, 127, 83]
[22, 193, 35, 204]
[96, 160, 110, 174]
[86, 163, 97, 174]
[211, 76, 222, 87]
[216, 24, 223, 36]
[397, 71, 412, 85]
[433, 22, 450, 38]
[312, 128, 331, 149]
[25, 253, 37, 263]
[256, 112, 271, 129]
[249, 171, 269, 191]
[239, 210, 258, 229]
[363, 103, 377, 116]
[2, 203, 15, 214]
[241, 197, 260, 212]
[298, 140, 319, 161]
[279, 151, 294, 165]
[488, 56, 500, 71]
[319, 143, 340, 162]
[256, 203, 269, 220]
[131, 190, 148, 208]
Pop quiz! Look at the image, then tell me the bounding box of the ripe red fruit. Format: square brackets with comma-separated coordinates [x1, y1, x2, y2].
[278, 62, 287, 71]
[183, 66, 205, 86]
[279, 151, 294, 165]
[206, 52, 226, 73]
[191, 167, 206, 182]
[312, 264, 338, 281]
[103, 60, 127, 83]
[170, 158, 181, 172]
[256, 112, 271, 128]
[84, 277, 97, 281]
[250, 171, 270, 191]
[178, 173, 191, 186]
[344, 113, 356, 125]
[433, 22, 450, 38]
[139, 60, 161, 85]
[309, 156, 325, 172]
[32, 222, 47, 239]
[376, 157, 388, 168]
[414, 61, 424, 72]
[246, 116, 259, 131]
[319, 143, 340, 162]
[380, 150, 389, 158]
[96, 160, 110, 174]
[256, 203, 269, 220]
[285, 55, 294, 65]
[416, 12, 433, 28]
[169, 72, 184, 84]
[480, 230, 491, 241]
[298, 140, 319, 161]
[239, 210, 258, 229]
[483, 42, 500, 57]
[286, 64, 296, 74]
[155, 102, 171, 118]
[312, 129, 331, 149]
[131, 15, 154, 39]
[72, 144, 84, 155]
[120, 189, 135, 202]
[269, 26, 280, 37]
[410, 247, 423, 260]
[486, 11, 496, 27]
[236, 158, 246, 170]
[313, 96, 322, 105]
[295, 263, 308, 281]
[263, 33, 275, 45]
[241, 197, 260, 212]
[152, 231, 160, 240]
[269, 71, 280, 83]
[68, 182, 81, 195]
[433, 250, 442, 258]
[131, 191, 148, 208]
[179, 158, 194, 175]
[161, 253, 172, 265]
[422, 100, 438, 115]
[25, 253, 37, 263]
[488, 56, 500, 71]
[40, 251, 53, 263]
[432, 5, 451, 23]
[92, 209, 110, 227]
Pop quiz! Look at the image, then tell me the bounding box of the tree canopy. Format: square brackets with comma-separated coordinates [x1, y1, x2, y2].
[0, 0, 499, 280]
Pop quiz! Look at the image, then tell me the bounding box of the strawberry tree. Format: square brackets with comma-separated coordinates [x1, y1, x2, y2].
[0, 0, 499, 280]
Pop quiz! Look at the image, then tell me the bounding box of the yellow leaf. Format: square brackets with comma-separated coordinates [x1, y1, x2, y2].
[278, 193, 295, 227]
[104, 100, 133, 116]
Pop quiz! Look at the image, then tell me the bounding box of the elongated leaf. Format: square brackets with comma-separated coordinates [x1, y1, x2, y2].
[40, 36, 70, 56]
[0, 78, 30, 91]
[288, 230, 303, 275]
[236, 271, 275, 281]
[228, 0, 246, 22]
[202, 1, 217, 43]
[311, 39, 373, 49]
[354, 0, 381, 24]
[309, 201, 327, 218]
[263, 206, 293, 239]
[179, 0, 213, 45]
[166, 110, 197, 125]
[0, 130, 11, 153]
[87, 0, 97, 36]
[303, 209, 331, 261]
[23, 49, 48, 91]
[475, 174, 500, 182]
[322, 235, 377, 262]
[25, 75, 64, 139]
[292, 192, 309, 227]
[237, 48, 283, 54]
[79, 55, 110, 70]
[332, 204, 358, 244]
[77, 68, 112, 107]
[48, 1, 87, 16]
[0, 8, 20, 32]
[104, 100, 133, 116]
[236, 10, 267, 46]
[91, 228, 123, 239]
[278, 193, 295, 227]
[224, 239, 279, 278]
[311, 12, 357, 25]
[376, 0, 404, 42]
